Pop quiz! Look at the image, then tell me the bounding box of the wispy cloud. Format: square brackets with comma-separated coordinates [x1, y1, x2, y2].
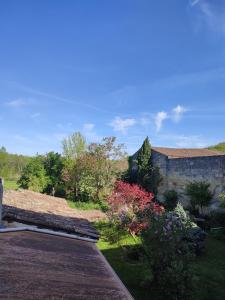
[190, 0, 201, 7]
[83, 123, 102, 142]
[190, 0, 225, 34]
[110, 117, 137, 135]
[172, 105, 188, 122]
[154, 105, 188, 132]
[155, 111, 168, 132]
[6, 98, 34, 108]
[6, 81, 110, 113]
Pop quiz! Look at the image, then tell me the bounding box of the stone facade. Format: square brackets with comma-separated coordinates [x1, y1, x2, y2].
[151, 149, 225, 207]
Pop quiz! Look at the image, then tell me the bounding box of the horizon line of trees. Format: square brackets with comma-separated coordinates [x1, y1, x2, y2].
[17, 132, 128, 203]
[1, 135, 164, 205]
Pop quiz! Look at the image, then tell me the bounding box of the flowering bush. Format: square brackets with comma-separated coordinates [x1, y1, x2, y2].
[107, 180, 164, 235]
[141, 207, 194, 300]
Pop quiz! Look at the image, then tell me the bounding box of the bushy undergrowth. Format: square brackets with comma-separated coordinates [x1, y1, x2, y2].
[163, 189, 179, 210]
[67, 200, 108, 211]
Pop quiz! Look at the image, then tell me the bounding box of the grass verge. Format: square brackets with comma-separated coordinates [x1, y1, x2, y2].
[67, 200, 102, 210]
[4, 179, 19, 190]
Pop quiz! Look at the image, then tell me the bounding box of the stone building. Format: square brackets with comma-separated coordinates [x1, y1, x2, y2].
[133, 147, 225, 207]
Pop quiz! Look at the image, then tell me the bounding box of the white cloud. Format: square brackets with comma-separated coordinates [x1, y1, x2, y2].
[6, 99, 30, 107]
[140, 116, 151, 126]
[83, 123, 102, 142]
[172, 105, 188, 122]
[110, 117, 137, 134]
[155, 111, 168, 132]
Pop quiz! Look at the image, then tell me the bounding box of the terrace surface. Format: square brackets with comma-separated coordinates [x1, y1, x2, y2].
[3, 189, 106, 238]
[0, 231, 132, 300]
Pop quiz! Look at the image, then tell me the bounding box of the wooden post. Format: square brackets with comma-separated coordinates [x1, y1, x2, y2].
[0, 177, 3, 226]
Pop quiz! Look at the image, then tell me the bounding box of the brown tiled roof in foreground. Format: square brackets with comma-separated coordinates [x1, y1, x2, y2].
[3, 189, 106, 239]
[0, 231, 133, 300]
[152, 147, 225, 159]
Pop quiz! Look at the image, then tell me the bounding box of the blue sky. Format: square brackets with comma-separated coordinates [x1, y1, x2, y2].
[0, 0, 225, 155]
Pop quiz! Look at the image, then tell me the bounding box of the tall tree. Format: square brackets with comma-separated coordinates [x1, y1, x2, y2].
[136, 137, 151, 186]
[136, 137, 162, 195]
[43, 152, 63, 196]
[87, 137, 126, 202]
[62, 132, 86, 159]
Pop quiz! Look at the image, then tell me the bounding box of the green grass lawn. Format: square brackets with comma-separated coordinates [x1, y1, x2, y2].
[67, 200, 102, 210]
[4, 179, 19, 190]
[95, 222, 225, 300]
[192, 236, 225, 300]
[95, 222, 150, 299]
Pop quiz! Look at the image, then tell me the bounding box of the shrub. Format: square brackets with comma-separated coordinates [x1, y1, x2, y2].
[186, 181, 213, 214]
[218, 193, 225, 208]
[107, 180, 163, 235]
[163, 189, 179, 210]
[141, 209, 194, 300]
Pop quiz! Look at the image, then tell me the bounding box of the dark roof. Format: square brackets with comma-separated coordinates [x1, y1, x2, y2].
[152, 147, 225, 159]
[3, 189, 105, 239]
[0, 231, 132, 300]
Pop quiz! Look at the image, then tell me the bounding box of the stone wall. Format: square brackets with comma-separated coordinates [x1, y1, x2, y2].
[151, 150, 168, 200]
[151, 150, 225, 207]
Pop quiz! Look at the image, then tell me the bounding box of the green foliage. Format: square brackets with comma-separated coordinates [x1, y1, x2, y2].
[18, 156, 49, 192]
[62, 136, 126, 203]
[43, 152, 64, 196]
[95, 221, 149, 300]
[4, 180, 19, 190]
[163, 189, 179, 210]
[208, 142, 225, 153]
[67, 200, 104, 211]
[141, 210, 194, 300]
[218, 193, 225, 208]
[96, 221, 225, 300]
[133, 137, 162, 195]
[186, 181, 213, 214]
[136, 137, 151, 186]
[87, 137, 126, 201]
[62, 131, 86, 159]
[0, 150, 30, 180]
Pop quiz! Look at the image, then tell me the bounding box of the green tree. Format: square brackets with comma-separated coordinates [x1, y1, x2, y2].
[62, 153, 93, 201]
[136, 137, 152, 189]
[88, 137, 126, 202]
[43, 152, 64, 196]
[136, 137, 161, 195]
[18, 156, 49, 192]
[62, 132, 86, 159]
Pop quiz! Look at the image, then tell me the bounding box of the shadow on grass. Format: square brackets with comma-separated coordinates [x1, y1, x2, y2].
[100, 244, 152, 300]
[97, 222, 225, 300]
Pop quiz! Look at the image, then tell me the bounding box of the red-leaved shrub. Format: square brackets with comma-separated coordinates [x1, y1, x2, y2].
[107, 180, 164, 234]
